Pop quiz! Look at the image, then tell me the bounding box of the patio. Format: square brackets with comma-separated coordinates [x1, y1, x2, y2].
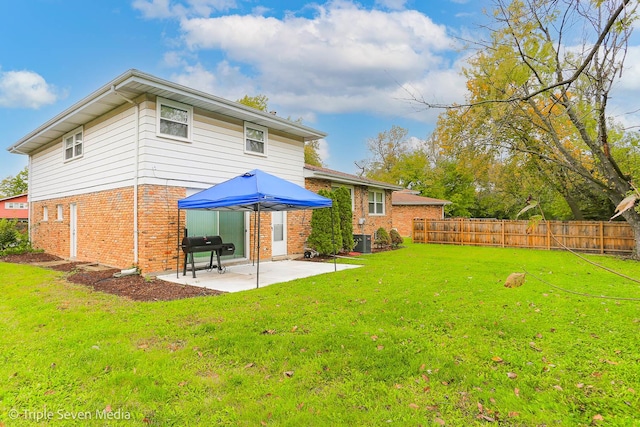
[158, 259, 362, 293]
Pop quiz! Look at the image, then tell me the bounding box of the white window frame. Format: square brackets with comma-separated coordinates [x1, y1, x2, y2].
[244, 122, 268, 156]
[368, 190, 385, 215]
[56, 204, 63, 221]
[63, 127, 83, 162]
[43, 206, 48, 222]
[156, 97, 193, 142]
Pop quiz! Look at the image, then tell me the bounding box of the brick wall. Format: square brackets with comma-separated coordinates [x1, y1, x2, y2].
[137, 184, 186, 274]
[393, 205, 444, 237]
[31, 188, 136, 269]
[303, 177, 395, 247]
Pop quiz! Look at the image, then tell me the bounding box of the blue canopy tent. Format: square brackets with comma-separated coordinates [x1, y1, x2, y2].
[177, 169, 334, 288]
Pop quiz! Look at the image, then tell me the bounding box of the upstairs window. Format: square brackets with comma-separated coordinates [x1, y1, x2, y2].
[64, 128, 83, 161]
[157, 97, 192, 142]
[244, 123, 267, 155]
[368, 190, 384, 215]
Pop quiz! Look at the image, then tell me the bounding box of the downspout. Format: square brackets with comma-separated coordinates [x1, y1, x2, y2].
[112, 86, 139, 265]
[27, 156, 32, 243]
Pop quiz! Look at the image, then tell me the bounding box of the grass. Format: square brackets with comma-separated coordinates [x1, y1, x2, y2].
[1, 243, 640, 426]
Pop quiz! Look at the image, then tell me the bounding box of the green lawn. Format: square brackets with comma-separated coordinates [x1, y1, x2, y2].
[1, 243, 640, 426]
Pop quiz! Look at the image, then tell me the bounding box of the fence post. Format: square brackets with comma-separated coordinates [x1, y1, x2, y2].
[547, 222, 551, 250]
[501, 220, 505, 247]
[424, 219, 429, 243]
[600, 221, 604, 254]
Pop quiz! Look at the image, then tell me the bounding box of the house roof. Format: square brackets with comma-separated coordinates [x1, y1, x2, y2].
[8, 69, 327, 156]
[303, 164, 403, 191]
[0, 193, 28, 202]
[392, 189, 451, 206]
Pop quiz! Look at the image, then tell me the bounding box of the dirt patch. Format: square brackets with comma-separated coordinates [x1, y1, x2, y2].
[1, 252, 224, 301]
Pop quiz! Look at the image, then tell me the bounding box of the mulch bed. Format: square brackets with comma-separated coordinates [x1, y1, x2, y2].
[0, 252, 224, 302]
[1, 247, 400, 302]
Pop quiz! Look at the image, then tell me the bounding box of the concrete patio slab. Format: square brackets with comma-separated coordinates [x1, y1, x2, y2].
[158, 259, 361, 293]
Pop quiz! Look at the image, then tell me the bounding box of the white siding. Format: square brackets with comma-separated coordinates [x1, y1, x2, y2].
[29, 98, 307, 201]
[137, 103, 306, 189]
[30, 106, 137, 201]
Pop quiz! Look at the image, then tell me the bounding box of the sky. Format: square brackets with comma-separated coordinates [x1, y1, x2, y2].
[1, 0, 639, 181]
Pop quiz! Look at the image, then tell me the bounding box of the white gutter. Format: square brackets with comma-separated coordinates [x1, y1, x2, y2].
[112, 86, 140, 265]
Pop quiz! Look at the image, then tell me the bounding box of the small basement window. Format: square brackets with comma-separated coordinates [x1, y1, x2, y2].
[244, 123, 267, 155]
[157, 97, 192, 142]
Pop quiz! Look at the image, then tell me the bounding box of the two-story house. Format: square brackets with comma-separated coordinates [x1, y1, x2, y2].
[7, 70, 326, 273]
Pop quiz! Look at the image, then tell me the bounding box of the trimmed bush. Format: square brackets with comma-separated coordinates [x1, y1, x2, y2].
[307, 189, 343, 255]
[374, 227, 391, 248]
[334, 186, 354, 252]
[390, 229, 403, 248]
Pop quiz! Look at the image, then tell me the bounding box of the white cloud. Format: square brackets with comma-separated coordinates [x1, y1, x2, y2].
[172, 1, 461, 121]
[0, 70, 60, 109]
[142, 0, 469, 125]
[317, 138, 330, 163]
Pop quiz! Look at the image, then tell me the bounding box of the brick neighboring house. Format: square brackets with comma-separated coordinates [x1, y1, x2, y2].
[6, 69, 327, 274]
[392, 189, 451, 237]
[0, 193, 29, 221]
[304, 164, 402, 246]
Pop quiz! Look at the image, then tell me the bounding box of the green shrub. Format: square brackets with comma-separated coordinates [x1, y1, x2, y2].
[0, 219, 33, 255]
[374, 227, 391, 248]
[334, 186, 354, 252]
[390, 228, 403, 248]
[0, 219, 18, 250]
[307, 189, 343, 255]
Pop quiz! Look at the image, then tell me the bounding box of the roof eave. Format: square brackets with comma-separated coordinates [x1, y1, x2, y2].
[8, 69, 327, 155]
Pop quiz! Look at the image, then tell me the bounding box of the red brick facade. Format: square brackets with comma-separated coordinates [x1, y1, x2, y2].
[29, 184, 308, 274]
[28, 179, 400, 273]
[392, 205, 444, 237]
[304, 177, 394, 242]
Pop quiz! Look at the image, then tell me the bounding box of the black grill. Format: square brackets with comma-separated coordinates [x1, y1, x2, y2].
[181, 235, 235, 278]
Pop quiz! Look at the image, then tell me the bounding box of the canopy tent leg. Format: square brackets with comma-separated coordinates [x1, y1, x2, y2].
[332, 205, 337, 272]
[176, 208, 180, 279]
[256, 204, 261, 289]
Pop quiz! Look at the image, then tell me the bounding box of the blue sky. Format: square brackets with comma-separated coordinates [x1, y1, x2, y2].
[2, 0, 639, 181]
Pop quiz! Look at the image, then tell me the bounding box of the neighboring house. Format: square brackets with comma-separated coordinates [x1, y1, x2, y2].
[304, 164, 403, 245]
[0, 193, 29, 221]
[6, 69, 326, 273]
[391, 189, 451, 236]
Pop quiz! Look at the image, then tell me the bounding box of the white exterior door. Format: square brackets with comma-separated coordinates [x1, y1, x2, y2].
[272, 211, 287, 256]
[69, 203, 77, 258]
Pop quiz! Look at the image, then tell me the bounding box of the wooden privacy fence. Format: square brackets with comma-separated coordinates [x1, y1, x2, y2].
[412, 218, 636, 255]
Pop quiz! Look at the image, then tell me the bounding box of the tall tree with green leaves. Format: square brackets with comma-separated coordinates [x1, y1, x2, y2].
[334, 186, 353, 251]
[427, 0, 640, 253]
[0, 167, 28, 197]
[307, 189, 342, 255]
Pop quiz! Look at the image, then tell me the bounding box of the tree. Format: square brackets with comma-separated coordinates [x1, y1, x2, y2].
[307, 189, 342, 255]
[357, 125, 410, 182]
[237, 94, 269, 111]
[304, 139, 324, 167]
[334, 186, 353, 251]
[427, 0, 640, 254]
[0, 167, 28, 197]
